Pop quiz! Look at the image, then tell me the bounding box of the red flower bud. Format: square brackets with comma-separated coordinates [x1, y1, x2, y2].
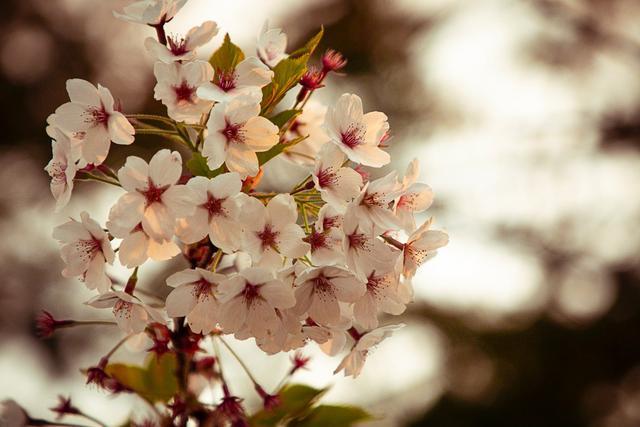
[322, 49, 347, 73]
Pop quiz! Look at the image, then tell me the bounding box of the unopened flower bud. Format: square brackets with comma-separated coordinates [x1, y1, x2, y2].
[50, 396, 80, 419]
[322, 49, 347, 73]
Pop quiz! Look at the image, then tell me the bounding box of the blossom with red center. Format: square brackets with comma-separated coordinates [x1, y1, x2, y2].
[350, 171, 403, 233]
[395, 159, 434, 232]
[165, 267, 226, 334]
[353, 267, 405, 329]
[324, 93, 390, 167]
[202, 96, 279, 178]
[53, 211, 115, 293]
[293, 266, 365, 327]
[87, 291, 165, 334]
[238, 194, 309, 267]
[145, 21, 218, 63]
[403, 218, 449, 278]
[218, 267, 296, 340]
[176, 173, 244, 253]
[312, 143, 362, 211]
[51, 79, 134, 165]
[304, 221, 344, 266]
[322, 49, 348, 73]
[153, 61, 214, 124]
[108, 149, 196, 244]
[197, 56, 273, 103]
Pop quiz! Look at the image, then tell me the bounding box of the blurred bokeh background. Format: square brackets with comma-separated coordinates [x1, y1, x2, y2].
[2, 0, 640, 426]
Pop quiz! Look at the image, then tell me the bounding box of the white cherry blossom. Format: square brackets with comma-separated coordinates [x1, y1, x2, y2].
[45, 128, 77, 212]
[239, 194, 309, 267]
[312, 143, 362, 211]
[257, 22, 288, 67]
[52, 212, 115, 293]
[317, 203, 344, 231]
[202, 96, 279, 177]
[324, 93, 390, 167]
[293, 266, 365, 327]
[217, 267, 296, 340]
[87, 291, 164, 334]
[113, 0, 187, 25]
[197, 56, 273, 103]
[305, 214, 344, 266]
[176, 173, 243, 253]
[145, 21, 218, 63]
[352, 266, 405, 329]
[334, 323, 405, 378]
[350, 171, 402, 232]
[396, 159, 434, 232]
[153, 60, 214, 124]
[53, 79, 134, 165]
[403, 218, 449, 278]
[109, 149, 195, 242]
[165, 268, 225, 334]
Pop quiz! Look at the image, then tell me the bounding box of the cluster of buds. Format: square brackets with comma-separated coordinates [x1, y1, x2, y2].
[35, 0, 449, 425]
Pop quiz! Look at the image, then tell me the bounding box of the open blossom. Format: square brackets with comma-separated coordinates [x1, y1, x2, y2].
[107, 211, 180, 268]
[324, 93, 390, 167]
[53, 79, 134, 165]
[350, 171, 402, 232]
[87, 291, 164, 334]
[165, 268, 225, 334]
[197, 56, 273, 103]
[45, 128, 77, 212]
[176, 173, 243, 253]
[202, 96, 279, 177]
[217, 267, 296, 340]
[239, 194, 309, 267]
[304, 212, 344, 266]
[109, 149, 195, 242]
[257, 22, 288, 67]
[145, 21, 218, 63]
[293, 266, 365, 327]
[403, 218, 449, 278]
[352, 266, 405, 329]
[282, 102, 328, 166]
[153, 61, 214, 124]
[342, 208, 399, 280]
[312, 143, 362, 211]
[53, 212, 115, 293]
[334, 324, 405, 378]
[317, 203, 344, 231]
[113, 0, 187, 25]
[396, 159, 434, 232]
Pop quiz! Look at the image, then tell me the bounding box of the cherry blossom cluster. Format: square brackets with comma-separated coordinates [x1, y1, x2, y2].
[38, 0, 448, 424]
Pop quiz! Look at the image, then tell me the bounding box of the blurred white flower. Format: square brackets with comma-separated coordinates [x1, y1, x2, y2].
[113, 0, 187, 25]
[44, 128, 77, 212]
[312, 143, 363, 211]
[257, 21, 288, 67]
[396, 159, 434, 232]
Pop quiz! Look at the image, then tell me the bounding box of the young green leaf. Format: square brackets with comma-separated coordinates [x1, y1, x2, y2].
[290, 405, 374, 427]
[209, 33, 245, 71]
[187, 152, 215, 178]
[269, 109, 301, 129]
[105, 354, 178, 403]
[257, 134, 308, 166]
[250, 384, 328, 426]
[261, 55, 310, 114]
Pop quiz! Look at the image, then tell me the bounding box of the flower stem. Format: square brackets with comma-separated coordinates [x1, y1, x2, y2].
[381, 234, 405, 250]
[76, 173, 120, 187]
[218, 336, 264, 392]
[126, 113, 175, 126]
[124, 266, 139, 295]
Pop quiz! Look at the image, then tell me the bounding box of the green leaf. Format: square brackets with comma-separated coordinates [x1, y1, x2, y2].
[291, 405, 374, 427]
[210, 33, 245, 71]
[289, 27, 324, 58]
[250, 384, 328, 426]
[106, 354, 178, 403]
[269, 109, 301, 129]
[261, 54, 310, 114]
[257, 134, 308, 167]
[187, 152, 215, 178]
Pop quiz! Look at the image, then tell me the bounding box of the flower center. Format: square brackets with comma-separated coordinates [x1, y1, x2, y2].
[241, 282, 263, 306]
[366, 272, 390, 297]
[312, 275, 335, 301]
[49, 161, 68, 184]
[316, 167, 338, 188]
[74, 238, 101, 262]
[221, 121, 245, 144]
[340, 124, 365, 149]
[167, 35, 189, 56]
[193, 279, 213, 300]
[304, 229, 328, 251]
[322, 215, 341, 230]
[215, 70, 237, 92]
[114, 300, 133, 318]
[202, 193, 226, 220]
[258, 224, 279, 250]
[363, 191, 385, 208]
[173, 80, 196, 103]
[87, 105, 109, 127]
[348, 232, 369, 251]
[141, 179, 169, 206]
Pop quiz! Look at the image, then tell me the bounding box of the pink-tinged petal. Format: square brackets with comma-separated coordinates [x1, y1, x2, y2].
[260, 280, 295, 309]
[238, 196, 266, 231]
[185, 21, 218, 49]
[142, 202, 175, 241]
[277, 223, 309, 259]
[149, 149, 182, 187]
[96, 84, 116, 112]
[202, 132, 227, 170]
[267, 194, 297, 229]
[331, 93, 364, 131]
[52, 218, 90, 243]
[147, 238, 180, 261]
[209, 217, 242, 253]
[235, 57, 273, 88]
[401, 182, 433, 212]
[54, 102, 91, 131]
[166, 269, 202, 288]
[108, 113, 135, 145]
[118, 156, 149, 192]
[188, 298, 219, 334]
[246, 299, 279, 337]
[85, 256, 111, 293]
[186, 176, 211, 202]
[308, 291, 340, 326]
[162, 185, 196, 217]
[242, 116, 279, 152]
[225, 146, 259, 178]
[353, 294, 379, 329]
[176, 210, 209, 244]
[86, 291, 120, 308]
[145, 37, 175, 63]
[332, 275, 366, 303]
[217, 275, 247, 302]
[66, 79, 99, 106]
[196, 82, 226, 103]
[219, 297, 247, 333]
[209, 172, 242, 199]
[165, 285, 197, 317]
[108, 192, 146, 234]
[362, 111, 389, 145]
[354, 144, 390, 168]
[115, 303, 148, 334]
[292, 282, 314, 316]
[80, 126, 111, 165]
[118, 231, 149, 268]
